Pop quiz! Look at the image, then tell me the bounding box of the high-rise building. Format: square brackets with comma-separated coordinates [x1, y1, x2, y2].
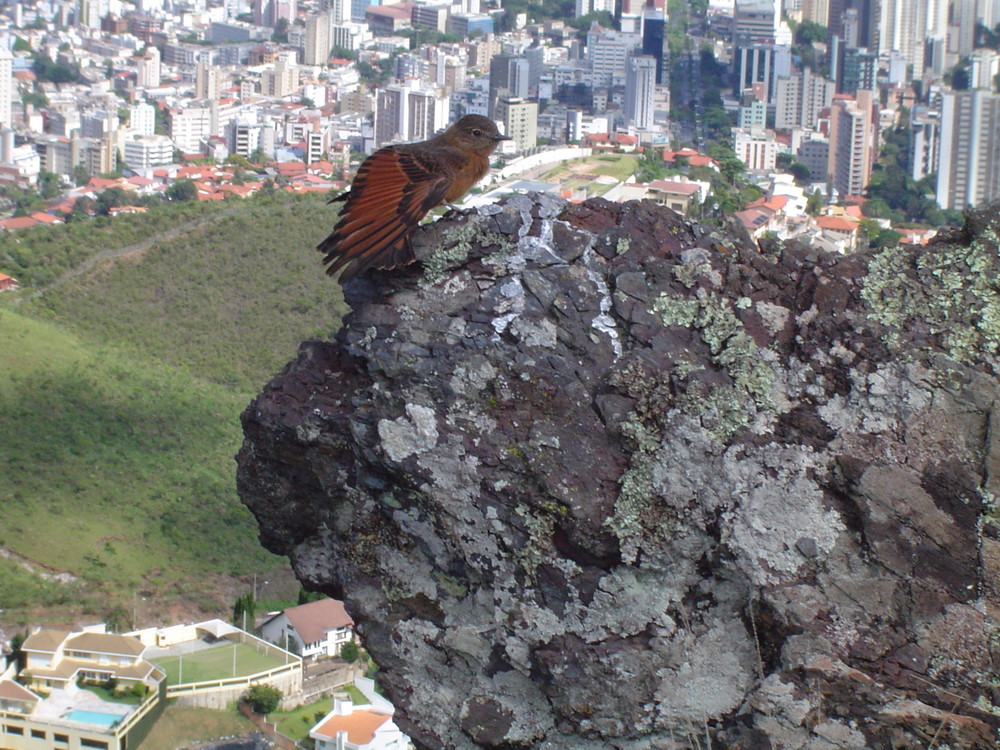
[304, 12, 332, 65]
[936, 88, 1000, 210]
[123, 134, 174, 168]
[587, 26, 642, 88]
[495, 96, 537, 151]
[195, 62, 223, 99]
[169, 105, 213, 153]
[801, 0, 829, 25]
[909, 107, 939, 183]
[320, 0, 349, 22]
[373, 79, 449, 148]
[827, 89, 876, 197]
[970, 49, 1000, 91]
[641, 8, 668, 85]
[774, 67, 835, 129]
[0, 45, 11, 129]
[624, 54, 656, 130]
[130, 102, 156, 136]
[260, 58, 299, 97]
[733, 0, 778, 44]
[575, 0, 614, 16]
[136, 46, 161, 89]
[876, 0, 926, 70]
[733, 127, 778, 171]
[489, 53, 529, 116]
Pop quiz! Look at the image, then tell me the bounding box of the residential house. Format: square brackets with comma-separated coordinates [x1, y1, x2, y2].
[582, 132, 639, 152]
[617, 179, 704, 214]
[309, 696, 406, 750]
[259, 598, 355, 659]
[0, 273, 20, 291]
[20, 627, 158, 692]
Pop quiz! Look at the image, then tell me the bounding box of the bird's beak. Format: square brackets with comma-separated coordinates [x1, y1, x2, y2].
[494, 134, 513, 141]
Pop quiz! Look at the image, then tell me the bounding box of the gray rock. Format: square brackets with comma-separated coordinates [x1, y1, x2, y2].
[237, 198, 1000, 749]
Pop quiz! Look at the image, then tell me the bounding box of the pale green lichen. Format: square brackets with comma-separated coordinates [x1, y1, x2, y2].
[515, 501, 567, 576]
[672, 259, 712, 289]
[433, 570, 468, 598]
[615, 236, 631, 255]
[651, 288, 775, 438]
[862, 225, 1000, 363]
[421, 218, 514, 286]
[606, 451, 655, 564]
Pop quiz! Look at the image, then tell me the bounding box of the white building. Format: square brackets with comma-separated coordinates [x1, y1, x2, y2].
[170, 105, 213, 154]
[586, 26, 641, 88]
[373, 79, 449, 148]
[733, 126, 778, 171]
[624, 54, 656, 130]
[130, 102, 156, 136]
[0, 45, 11, 129]
[310, 695, 407, 750]
[305, 11, 333, 66]
[124, 134, 174, 168]
[495, 96, 537, 151]
[136, 46, 161, 89]
[259, 598, 355, 659]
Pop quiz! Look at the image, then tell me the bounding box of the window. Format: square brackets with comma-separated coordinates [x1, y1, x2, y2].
[31, 729, 46, 739]
[81, 739, 109, 749]
[54, 733, 69, 744]
[4, 724, 24, 735]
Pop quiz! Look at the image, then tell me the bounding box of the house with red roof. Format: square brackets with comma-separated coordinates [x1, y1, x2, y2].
[309, 695, 405, 750]
[259, 598, 355, 659]
[582, 132, 639, 152]
[662, 148, 719, 171]
[0, 273, 19, 291]
[0, 216, 40, 231]
[813, 214, 861, 252]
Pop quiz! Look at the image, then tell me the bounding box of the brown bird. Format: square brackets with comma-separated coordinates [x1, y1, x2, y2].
[317, 114, 511, 282]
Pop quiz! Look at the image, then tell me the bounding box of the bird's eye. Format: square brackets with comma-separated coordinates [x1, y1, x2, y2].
[472, 129, 482, 136]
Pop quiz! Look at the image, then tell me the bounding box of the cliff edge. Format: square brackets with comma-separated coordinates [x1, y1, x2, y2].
[237, 196, 1000, 749]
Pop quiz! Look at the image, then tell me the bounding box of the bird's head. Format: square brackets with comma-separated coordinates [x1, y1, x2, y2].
[443, 115, 512, 155]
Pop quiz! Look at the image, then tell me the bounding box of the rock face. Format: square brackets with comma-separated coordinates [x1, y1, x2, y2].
[237, 196, 1000, 749]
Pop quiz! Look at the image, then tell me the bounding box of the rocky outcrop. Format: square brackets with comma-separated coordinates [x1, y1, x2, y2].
[237, 196, 1000, 749]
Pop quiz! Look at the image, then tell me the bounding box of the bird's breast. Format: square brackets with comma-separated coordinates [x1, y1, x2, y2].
[443, 153, 490, 202]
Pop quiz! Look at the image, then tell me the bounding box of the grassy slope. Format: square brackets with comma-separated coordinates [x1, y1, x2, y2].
[137, 705, 256, 750]
[22, 193, 347, 391]
[0, 309, 272, 618]
[0, 192, 350, 626]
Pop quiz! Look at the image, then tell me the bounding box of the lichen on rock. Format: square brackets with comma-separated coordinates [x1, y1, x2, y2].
[237, 197, 1000, 749]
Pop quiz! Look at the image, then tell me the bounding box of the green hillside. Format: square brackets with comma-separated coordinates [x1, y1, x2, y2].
[0, 192, 350, 627]
[19, 192, 347, 390]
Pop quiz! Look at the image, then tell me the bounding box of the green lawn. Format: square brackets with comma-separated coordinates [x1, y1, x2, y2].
[271, 685, 367, 740]
[150, 642, 291, 685]
[136, 704, 255, 750]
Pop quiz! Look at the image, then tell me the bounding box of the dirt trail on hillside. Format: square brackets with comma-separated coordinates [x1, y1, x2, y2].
[15, 204, 247, 305]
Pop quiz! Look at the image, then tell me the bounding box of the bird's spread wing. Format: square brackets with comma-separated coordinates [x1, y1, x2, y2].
[318, 147, 450, 282]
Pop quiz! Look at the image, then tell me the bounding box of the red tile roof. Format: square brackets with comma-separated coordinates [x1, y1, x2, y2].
[816, 215, 858, 231]
[314, 708, 392, 745]
[281, 598, 354, 646]
[0, 216, 39, 230]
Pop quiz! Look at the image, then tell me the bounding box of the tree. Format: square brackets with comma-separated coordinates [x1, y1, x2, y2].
[232, 591, 257, 627]
[95, 187, 131, 214]
[38, 170, 62, 200]
[105, 605, 131, 633]
[272, 18, 289, 43]
[805, 190, 824, 216]
[339, 640, 360, 663]
[245, 683, 282, 714]
[166, 179, 198, 202]
[794, 20, 827, 45]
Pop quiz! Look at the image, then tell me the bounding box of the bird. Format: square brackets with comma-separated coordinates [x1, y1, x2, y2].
[317, 114, 511, 282]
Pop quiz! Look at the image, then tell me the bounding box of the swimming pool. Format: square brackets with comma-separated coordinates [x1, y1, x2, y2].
[64, 709, 123, 729]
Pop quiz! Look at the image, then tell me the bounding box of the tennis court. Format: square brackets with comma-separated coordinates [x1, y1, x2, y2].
[150, 641, 290, 685]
